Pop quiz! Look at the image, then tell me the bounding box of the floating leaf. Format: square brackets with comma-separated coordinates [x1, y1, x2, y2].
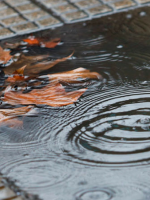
[3, 82, 87, 107]
[41, 38, 61, 48]
[23, 37, 39, 45]
[0, 106, 33, 128]
[23, 37, 60, 48]
[48, 67, 102, 83]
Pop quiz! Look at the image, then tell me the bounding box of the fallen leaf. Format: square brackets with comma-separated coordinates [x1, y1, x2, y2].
[6, 65, 27, 85]
[41, 38, 61, 48]
[4, 54, 49, 75]
[23, 37, 39, 45]
[23, 37, 60, 48]
[3, 82, 87, 107]
[0, 46, 12, 64]
[0, 106, 33, 128]
[23, 52, 73, 76]
[48, 67, 102, 83]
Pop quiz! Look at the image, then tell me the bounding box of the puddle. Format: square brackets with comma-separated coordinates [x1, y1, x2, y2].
[1, 6, 150, 200]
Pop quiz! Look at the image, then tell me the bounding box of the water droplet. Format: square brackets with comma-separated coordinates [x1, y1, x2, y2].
[117, 45, 123, 49]
[140, 11, 146, 16]
[126, 14, 132, 18]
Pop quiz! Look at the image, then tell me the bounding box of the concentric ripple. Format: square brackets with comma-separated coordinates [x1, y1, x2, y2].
[45, 86, 150, 166]
[75, 184, 150, 200]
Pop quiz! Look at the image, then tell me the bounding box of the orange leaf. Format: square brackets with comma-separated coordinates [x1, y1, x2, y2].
[14, 65, 26, 75]
[23, 38, 40, 45]
[23, 37, 60, 48]
[0, 46, 12, 64]
[3, 82, 86, 107]
[48, 67, 102, 83]
[6, 75, 26, 84]
[6, 65, 27, 84]
[0, 106, 33, 128]
[42, 38, 61, 48]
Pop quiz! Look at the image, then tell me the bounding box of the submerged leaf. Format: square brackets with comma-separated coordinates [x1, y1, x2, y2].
[24, 52, 73, 76]
[0, 46, 12, 64]
[4, 54, 49, 75]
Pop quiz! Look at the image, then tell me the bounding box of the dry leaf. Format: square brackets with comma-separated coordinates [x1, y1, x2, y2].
[0, 46, 12, 64]
[3, 82, 86, 107]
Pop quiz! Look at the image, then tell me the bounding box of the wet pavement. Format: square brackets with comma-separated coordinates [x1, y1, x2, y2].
[1, 3, 150, 200]
[0, 0, 150, 39]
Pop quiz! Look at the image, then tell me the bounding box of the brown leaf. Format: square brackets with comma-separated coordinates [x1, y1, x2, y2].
[14, 65, 26, 75]
[4, 54, 49, 75]
[24, 52, 73, 76]
[0, 46, 12, 64]
[48, 67, 102, 83]
[6, 65, 27, 85]
[41, 38, 61, 48]
[3, 82, 86, 107]
[0, 106, 33, 128]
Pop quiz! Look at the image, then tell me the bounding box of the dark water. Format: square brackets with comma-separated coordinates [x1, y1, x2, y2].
[1, 6, 150, 200]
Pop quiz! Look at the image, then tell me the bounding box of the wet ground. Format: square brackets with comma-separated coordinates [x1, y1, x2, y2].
[1, 5, 150, 200]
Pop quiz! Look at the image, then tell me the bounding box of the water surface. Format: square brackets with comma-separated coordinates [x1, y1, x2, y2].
[1, 6, 150, 200]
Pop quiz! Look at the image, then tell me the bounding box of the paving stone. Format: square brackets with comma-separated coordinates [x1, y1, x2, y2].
[87, 5, 112, 15]
[63, 11, 88, 21]
[12, 22, 38, 32]
[41, 0, 68, 7]
[16, 3, 39, 12]
[6, 0, 30, 6]
[1, 16, 26, 26]
[0, 2, 7, 9]
[24, 10, 49, 20]
[53, 4, 77, 13]
[112, 0, 136, 9]
[0, 28, 14, 37]
[75, 0, 101, 8]
[37, 17, 61, 26]
[0, 8, 17, 19]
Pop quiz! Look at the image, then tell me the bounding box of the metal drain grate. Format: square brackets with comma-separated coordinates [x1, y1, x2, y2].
[0, 0, 149, 40]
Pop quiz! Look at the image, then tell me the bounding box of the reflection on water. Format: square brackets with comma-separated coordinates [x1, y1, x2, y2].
[1, 6, 150, 200]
